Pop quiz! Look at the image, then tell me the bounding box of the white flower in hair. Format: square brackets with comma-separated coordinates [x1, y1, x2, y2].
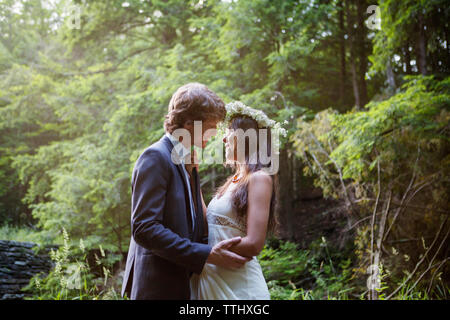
[223, 101, 288, 137]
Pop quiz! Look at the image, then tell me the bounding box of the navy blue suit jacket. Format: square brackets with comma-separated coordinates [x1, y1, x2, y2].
[121, 135, 211, 299]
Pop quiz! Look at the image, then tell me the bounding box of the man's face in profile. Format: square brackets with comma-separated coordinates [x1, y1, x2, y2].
[183, 119, 219, 149]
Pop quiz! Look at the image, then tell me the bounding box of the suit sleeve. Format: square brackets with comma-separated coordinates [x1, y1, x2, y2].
[131, 149, 211, 275]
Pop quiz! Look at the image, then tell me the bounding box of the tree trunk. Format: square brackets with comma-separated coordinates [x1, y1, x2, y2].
[277, 145, 295, 240]
[446, 25, 450, 61]
[416, 12, 428, 75]
[346, 0, 361, 109]
[404, 42, 412, 74]
[338, 0, 347, 105]
[356, 0, 368, 107]
[350, 63, 361, 109]
[386, 60, 396, 93]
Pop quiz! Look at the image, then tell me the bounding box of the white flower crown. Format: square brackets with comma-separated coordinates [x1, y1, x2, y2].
[223, 101, 288, 137]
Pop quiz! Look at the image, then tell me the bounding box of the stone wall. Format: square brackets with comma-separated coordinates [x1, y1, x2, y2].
[0, 240, 55, 300]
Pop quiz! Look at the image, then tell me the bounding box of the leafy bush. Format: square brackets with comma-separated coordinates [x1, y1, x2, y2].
[23, 229, 124, 300]
[259, 238, 357, 300]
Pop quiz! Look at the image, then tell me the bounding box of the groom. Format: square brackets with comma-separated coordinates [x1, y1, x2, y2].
[121, 83, 249, 300]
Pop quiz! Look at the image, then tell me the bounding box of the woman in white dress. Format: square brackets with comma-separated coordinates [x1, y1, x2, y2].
[190, 102, 280, 300]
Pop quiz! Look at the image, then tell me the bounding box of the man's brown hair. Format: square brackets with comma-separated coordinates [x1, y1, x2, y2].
[164, 83, 226, 133]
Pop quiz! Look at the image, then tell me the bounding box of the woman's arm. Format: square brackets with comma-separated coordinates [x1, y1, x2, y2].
[229, 172, 273, 258]
[200, 191, 208, 238]
[200, 190, 207, 220]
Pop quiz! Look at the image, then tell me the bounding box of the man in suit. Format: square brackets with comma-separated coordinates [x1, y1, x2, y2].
[121, 83, 249, 299]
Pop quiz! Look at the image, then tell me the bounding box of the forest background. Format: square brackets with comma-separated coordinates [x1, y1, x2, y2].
[0, 0, 448, 300]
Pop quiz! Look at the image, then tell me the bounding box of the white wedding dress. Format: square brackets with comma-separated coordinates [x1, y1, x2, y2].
[190, 183, 270, 300]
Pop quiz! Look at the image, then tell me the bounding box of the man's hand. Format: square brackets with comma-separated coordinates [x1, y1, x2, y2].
[206, 237, 252, 269]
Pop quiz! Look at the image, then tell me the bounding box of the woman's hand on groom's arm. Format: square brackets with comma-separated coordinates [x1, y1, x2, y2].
[206, 237, 252, 269]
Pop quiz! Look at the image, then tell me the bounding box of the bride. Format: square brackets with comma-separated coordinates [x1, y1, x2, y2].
[190, 101, 281, 300]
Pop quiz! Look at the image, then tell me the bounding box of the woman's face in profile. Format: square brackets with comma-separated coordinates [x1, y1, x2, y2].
[223, 128, 237, 163]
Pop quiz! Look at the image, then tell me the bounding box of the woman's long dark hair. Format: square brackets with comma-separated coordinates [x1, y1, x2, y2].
[216, 115, 279, 235]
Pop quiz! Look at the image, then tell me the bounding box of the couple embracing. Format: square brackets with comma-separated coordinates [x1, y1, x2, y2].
[121, 83, 283, 300]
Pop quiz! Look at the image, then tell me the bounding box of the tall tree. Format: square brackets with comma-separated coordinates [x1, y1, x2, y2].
[370, 0, 450, 89]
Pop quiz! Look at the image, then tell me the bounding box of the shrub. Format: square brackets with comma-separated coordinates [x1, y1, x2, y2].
[23, 228, 124, 300]
[259, 237, 357, 300]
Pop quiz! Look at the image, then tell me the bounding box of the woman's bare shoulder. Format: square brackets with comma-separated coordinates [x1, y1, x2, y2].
[248, 170, 272, 189]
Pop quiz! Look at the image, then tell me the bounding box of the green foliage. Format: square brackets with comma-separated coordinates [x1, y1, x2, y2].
[259, 240, 309, 284]
[329, 76, 449, 181]
[1, 0, 448, 300]
[259, 238, 357, 300]
[0, 224, 44, 243]
[292, 76, 449, 299]
[23, 229, 124, 300]
[370, 0, 449, 78]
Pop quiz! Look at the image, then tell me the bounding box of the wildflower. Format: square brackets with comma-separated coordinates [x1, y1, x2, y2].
[34, 277, 41, 290]
[99, 244, 105, 258]
[79, 238, 85, 253]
